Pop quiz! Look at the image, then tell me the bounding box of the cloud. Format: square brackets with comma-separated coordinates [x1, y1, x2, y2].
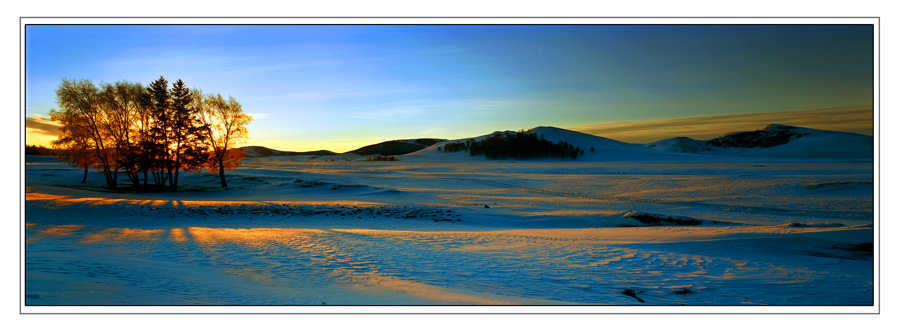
[567, 105, 873, 143]
[243, 112, 270, 120]
[25, 117, 61, 138]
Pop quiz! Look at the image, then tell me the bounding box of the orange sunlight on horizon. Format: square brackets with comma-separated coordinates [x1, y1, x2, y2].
[567, 105, 873, 143]
[25, 105, 874, 150]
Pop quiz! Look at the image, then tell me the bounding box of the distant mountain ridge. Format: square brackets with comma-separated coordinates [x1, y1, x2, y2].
[642, 124, 873, 159]
[238, 139, 445, 158]
[242, 124, 872, 161]
[239, 146, 335, 157]
[346, 138, 446, 156]
[408, 125, 871, 161]
[407, 126, 683, 161]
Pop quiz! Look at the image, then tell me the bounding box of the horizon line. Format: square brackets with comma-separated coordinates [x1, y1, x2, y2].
[25, 104, 873, 153]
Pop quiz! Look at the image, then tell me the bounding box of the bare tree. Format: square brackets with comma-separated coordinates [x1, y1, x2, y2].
[198, 93, 253, 187]
[49, 109, 96, 183]
[51, 77, 244, 191]
[54, 78, 120, 188]
[99, 80, 146, 189]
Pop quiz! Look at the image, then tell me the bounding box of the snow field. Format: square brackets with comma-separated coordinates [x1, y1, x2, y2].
[23, 155, 874, 306]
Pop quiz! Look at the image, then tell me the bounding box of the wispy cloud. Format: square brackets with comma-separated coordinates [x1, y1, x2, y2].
[25, 117, 61, 138]
[567, 105, 873, 143]
[243, 112, 270, 120]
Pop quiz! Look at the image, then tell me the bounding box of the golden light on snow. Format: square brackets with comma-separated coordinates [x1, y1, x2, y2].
[169, 228, 188, 243]
[24, 153, 875, 306]
[186, 227, 329, 250]
[81, 228, 165, 244]
[38, 225, 85, 237]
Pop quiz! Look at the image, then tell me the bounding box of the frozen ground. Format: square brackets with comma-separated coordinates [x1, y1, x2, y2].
[23, 154, 874, 307]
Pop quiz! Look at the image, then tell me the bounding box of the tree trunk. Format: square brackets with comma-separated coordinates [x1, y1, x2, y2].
[103, 167, 116, 189]
[130, 173, 141, 189]
[81, 167, 88, 183]
[172, 161, 180, 192]
[168, 167, 174, 189]
[218, 162, 227, 187]
[171, 148, 181, 191]
[153, 171, 163, 187]
[172, 170, 179, 192]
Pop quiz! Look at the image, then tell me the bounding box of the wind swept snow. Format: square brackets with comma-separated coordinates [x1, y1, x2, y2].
[24, 148, 874, 307]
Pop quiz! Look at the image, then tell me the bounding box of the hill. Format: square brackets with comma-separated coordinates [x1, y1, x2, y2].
[407, 127, 692, 162]
[406, 125, 872, 161]
[241, 124, 872, 161]
[346, 138, 446, 156]
[643, 124, 873, 159]
[240, 146, 335, 157]
[643, 137, 711, 154]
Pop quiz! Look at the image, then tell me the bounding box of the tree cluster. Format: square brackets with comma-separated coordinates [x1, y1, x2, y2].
[25, 145, 55, 156]
[365, 155, 398, 161]
[50, 77, 252, 191]
[705, 127, 808, 148]
[441, 140, 471, 153]
[440, 131, 583, 160]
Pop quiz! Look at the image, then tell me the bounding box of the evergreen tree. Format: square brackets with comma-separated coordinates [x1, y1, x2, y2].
[168, 79, 210, 191]
[50, 76, 248, 192]
[146, 76, 172, 188]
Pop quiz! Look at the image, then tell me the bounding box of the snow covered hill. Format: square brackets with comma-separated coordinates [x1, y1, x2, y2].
[643, 137, 712, 154]
[405, 125, 872, 162]
[240, 146, 335, 157]
[643, 124, 873, 159]
[406, 126, 699, 162]
[346, 138, 446, 156]
[246, 124, 872, 162]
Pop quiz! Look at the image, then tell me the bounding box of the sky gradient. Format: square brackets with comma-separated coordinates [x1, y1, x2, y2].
[25, 24, 874, 152]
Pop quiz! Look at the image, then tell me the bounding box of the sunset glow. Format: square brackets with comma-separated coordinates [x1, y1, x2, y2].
[23, 19, 876, 310]
[24, 24, 874, 152]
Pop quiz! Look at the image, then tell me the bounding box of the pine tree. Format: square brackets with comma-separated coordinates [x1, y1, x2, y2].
[146, 76, 171, 188]
[168, 79, 210, 191]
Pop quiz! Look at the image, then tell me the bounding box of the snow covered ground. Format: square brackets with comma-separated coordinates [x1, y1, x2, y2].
[23, 150, 875, 310]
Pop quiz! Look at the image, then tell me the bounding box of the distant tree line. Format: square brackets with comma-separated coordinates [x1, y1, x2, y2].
[50, 77, 252, 191]
[440, 131, 583, 160]
[25, 145, 55, 156]
[365, 155, 398, 161]
[705, 127, 808, 148]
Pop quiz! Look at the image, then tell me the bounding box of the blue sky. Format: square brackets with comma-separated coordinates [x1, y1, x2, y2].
[25, 24, 874, 152]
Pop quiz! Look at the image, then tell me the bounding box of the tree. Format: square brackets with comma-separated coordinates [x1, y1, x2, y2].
[198, 92, 252, 187]
[99, 80, 146, 189]
[145, 76, 172, 188]
[167, 79, 209, 191]
[25, 145, 53, 156]
[50, 76, 246, 191]
[53, 78, 119, 188]
[49, 108, 96, 183]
